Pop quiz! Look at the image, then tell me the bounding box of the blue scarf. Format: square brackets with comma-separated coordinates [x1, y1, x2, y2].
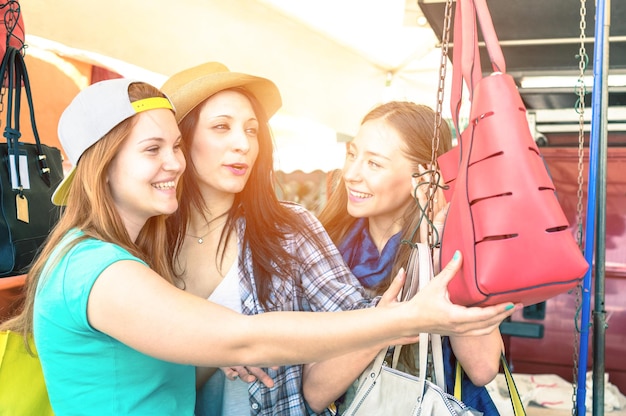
[337, 218, 402, 288]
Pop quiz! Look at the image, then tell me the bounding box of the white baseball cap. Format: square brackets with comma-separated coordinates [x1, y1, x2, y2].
[52, 78, 175, 205]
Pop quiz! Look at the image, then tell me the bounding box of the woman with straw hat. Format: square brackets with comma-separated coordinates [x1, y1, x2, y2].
[162, 63, 518, 415]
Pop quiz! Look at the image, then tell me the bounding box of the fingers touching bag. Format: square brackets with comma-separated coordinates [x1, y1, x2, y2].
[437, 0, 588, 306]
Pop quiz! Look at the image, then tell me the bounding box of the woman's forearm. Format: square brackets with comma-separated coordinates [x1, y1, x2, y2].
[449, 330, 504, 386]
[91, 255, 517, 369]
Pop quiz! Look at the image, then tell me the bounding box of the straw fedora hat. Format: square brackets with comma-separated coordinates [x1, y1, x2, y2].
[161, 62, 282, 123]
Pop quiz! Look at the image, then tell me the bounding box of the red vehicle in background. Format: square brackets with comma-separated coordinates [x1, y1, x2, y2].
[417, 0, 626, 395]
[503, 131, 626, 394]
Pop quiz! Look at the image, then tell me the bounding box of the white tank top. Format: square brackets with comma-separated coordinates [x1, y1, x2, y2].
[208, 256, 250, 416]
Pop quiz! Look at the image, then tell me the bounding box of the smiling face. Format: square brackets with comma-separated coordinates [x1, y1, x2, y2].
[107, 108, 185, 236]
[343, 117, 415, 234]
[188, 90, 260, 204]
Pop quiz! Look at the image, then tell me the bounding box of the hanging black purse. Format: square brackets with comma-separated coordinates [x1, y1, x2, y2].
[0, 45, 63, 277]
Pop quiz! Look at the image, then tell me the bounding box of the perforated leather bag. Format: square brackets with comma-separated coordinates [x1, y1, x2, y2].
[437, 0, 588, 306]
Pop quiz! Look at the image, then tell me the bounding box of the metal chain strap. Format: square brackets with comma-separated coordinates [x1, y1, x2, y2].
[571, 0, 588, 413]
[575, 1, 588, 249]
[406, 15, 454, 390]
[427, 0, 454, 249]
[0, 0, 26, 126]
[0, 64, 6, 122]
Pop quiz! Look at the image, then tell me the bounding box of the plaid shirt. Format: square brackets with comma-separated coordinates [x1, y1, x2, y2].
[237, 203, 374, 416]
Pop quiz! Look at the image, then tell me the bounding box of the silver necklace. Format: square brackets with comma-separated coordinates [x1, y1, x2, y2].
[186, 231, 209, 244]
[186, 213, 227, 244]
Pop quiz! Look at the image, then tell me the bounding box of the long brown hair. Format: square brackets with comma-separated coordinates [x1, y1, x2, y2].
[318, 101, 453, 373]
[167, 87, 329, 309]
[1, 82, 179, 339]
[319, 101, 453, 295]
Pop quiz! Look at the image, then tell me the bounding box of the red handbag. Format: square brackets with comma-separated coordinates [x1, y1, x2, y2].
[437, 0, 588, 306]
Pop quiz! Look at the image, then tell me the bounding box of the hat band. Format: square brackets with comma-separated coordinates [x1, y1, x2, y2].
[131, 97, 174, 113]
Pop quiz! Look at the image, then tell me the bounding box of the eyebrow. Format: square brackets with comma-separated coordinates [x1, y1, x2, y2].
[137, 137, 166, 144]
[348, 143, 392, 161]
[207, 114, 234, 120]
[206, 114, 258, 123]
[137, 135, 182, 145]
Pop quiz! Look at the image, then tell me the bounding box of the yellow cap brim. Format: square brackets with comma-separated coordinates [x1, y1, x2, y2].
[51, 167, 76, 206]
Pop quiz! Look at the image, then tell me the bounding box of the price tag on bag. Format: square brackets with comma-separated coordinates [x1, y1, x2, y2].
[16, 194, 29, 223]
[8, 153, 31, 190]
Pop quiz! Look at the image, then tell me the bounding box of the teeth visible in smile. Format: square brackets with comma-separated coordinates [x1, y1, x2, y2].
[350, 190, 372, 199]
[153, 181, 176, 190]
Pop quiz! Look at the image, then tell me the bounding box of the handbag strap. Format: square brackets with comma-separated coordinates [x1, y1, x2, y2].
[1, 45, 52, 188]
[472, 0, 505, 73]
[450, 0, 506, 131]
[415, 242, 445, 390]
[418, 332, 446, 390]
[393, 244, 420, 367]
[394, 243, 446, 390]
[501, 355, 526, 416]
[454, 354, 527, 416]
[0, 47, 21, 182]
[400, 242, 435, 302]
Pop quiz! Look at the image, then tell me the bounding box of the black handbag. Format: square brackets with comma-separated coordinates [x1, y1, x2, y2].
[0, 46, 63, 277]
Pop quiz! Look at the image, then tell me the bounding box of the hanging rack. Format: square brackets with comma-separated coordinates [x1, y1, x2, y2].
[576, 0, 611, 414]
[426, 0, 612, 414]
[571, 1, 588, 414]
[0, 0, 25, 50]
[0, 0, 25, 128]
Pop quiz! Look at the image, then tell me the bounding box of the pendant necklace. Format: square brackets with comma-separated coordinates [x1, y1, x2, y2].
[186, 212, 228, 244]
[187, 231, 209, 245]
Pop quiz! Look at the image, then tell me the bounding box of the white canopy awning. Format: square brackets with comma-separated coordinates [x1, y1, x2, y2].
[23, 0, 455, 172]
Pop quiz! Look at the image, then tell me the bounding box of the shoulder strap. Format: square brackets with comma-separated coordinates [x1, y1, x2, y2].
[472, 0, 505, 73]
[14, 47, 51, 186]
[450, 0, 506, 130]
[395, 243, 446, 391]
[400, 242, 434, 302]
[501, 354, 526, 415]
[454, 354, 527, 415]
[2, 46, 22, 188]
[415, 243, 445, 390]
[1, 46, 52, 187]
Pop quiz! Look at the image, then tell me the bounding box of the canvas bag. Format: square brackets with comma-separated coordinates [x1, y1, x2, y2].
[0, 330, 54, 415]
[437, 0, 588, 306]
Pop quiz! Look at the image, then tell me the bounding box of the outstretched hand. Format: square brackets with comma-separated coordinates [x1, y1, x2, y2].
[390, 251, 520, 342]
[416, 250, 519, 336]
